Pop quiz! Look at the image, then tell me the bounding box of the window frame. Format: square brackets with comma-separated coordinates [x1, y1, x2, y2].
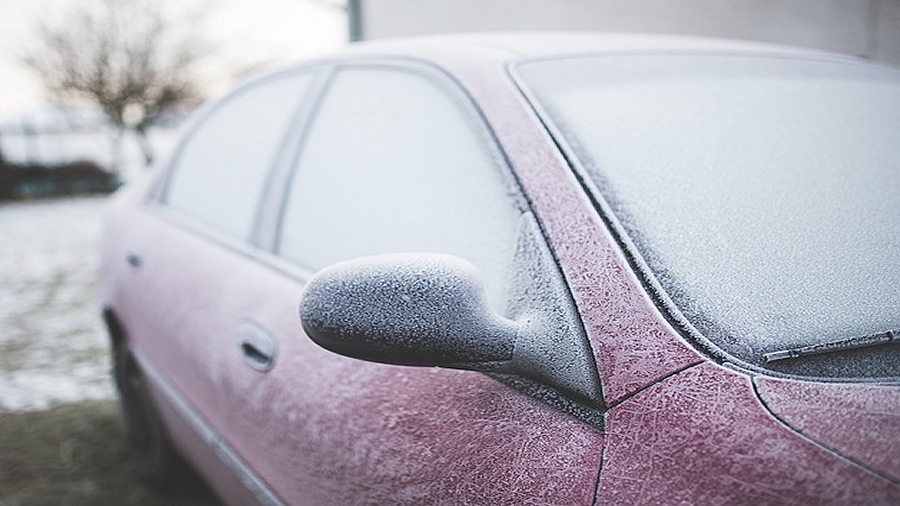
[143, 65, 332, 255]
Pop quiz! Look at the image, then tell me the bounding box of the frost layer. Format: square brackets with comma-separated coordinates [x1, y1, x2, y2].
[0, 196, 114, 412]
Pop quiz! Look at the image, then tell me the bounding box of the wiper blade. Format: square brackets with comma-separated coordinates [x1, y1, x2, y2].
[764, 330, 898, 363]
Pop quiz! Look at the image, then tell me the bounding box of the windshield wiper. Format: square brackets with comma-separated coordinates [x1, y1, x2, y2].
[764, 330, 898, 363]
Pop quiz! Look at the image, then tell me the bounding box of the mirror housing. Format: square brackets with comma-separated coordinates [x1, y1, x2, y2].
[299, 213, 603, 402]
[299, 254, 519, 370]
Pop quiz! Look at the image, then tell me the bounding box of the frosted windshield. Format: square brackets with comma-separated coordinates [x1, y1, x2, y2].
[518, 55, 900, 372]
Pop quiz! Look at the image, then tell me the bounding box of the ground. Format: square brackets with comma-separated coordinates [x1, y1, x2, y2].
[0, 196, 218, 504]
[0, 196, 111, 412]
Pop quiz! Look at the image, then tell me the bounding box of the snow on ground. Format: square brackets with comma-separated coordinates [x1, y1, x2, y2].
[0, 196, 115, 412]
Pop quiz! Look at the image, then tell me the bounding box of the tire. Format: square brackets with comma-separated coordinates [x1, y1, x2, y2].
[113, 342, 196, 493]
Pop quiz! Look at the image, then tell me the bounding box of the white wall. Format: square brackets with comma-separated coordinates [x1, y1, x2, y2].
[359, 0, 900, 66]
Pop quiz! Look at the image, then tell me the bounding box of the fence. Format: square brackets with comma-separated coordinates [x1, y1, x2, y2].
[0, 106, 181, 199]
[0, 106, 181, 179]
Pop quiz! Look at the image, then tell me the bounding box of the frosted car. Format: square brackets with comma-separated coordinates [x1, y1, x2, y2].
[98, 34, 900, 505]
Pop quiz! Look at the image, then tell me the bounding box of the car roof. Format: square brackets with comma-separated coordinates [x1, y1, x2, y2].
[331, 31, 848, 65]
[244, 32, 864, 93]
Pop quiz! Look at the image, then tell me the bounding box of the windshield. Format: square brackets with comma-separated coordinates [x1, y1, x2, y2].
[517, 54, 900, 378]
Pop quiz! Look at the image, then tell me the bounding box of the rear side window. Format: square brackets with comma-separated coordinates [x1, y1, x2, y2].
[164, 73, 313, 240]
[278, 66, 521, 311]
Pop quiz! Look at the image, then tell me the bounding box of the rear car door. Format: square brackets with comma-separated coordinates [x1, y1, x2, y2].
[115, 69, 319, 497]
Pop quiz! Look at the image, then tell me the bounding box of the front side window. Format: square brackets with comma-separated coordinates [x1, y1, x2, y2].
[279, 66, 521, 311]
[164, 72, 313, 240]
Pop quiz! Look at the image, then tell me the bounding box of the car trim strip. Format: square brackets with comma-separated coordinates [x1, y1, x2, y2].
[132, 348, 285, 506]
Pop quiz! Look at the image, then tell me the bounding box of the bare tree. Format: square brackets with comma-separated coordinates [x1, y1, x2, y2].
[23, 0, 211, 168]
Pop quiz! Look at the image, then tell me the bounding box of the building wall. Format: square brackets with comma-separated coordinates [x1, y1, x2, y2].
[358, 0, 900, 66]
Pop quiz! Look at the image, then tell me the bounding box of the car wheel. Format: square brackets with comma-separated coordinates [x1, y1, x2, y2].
[113, 342, 195, 493]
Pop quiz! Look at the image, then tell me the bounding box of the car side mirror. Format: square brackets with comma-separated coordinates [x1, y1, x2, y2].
[298, 214, 602, 403]
[299, 254, 519, 370]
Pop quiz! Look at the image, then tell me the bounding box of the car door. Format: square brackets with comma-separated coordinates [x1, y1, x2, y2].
[116, 68, 319, 491]
[215, 62, 606, 504]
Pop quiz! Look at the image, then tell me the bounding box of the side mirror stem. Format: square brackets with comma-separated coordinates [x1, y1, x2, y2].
[498, 214, 602, 402]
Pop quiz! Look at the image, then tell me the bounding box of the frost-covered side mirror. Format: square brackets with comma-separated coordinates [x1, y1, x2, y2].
[299, 254, 518, 370]
[298, 214, 602, 402]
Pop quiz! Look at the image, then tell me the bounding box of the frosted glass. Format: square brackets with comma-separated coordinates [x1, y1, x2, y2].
[166, 73, 312, 239]
[279, 68, 520, 310]
[521, 55, 900, 363]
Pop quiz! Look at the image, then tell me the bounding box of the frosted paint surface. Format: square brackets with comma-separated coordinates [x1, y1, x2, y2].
[755, 377, 900, 480]
[599, 363, 900, 503]
[519, 55, 900, 370]
[279, 66, 520, 312]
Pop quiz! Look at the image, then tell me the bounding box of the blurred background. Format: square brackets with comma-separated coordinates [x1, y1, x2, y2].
[0, 0, 897, 504]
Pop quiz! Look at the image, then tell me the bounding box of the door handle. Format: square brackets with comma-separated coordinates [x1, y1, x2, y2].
[241, 342, 272, 365]
[126, 251, 142, 268]
[237, 321, 278, 372]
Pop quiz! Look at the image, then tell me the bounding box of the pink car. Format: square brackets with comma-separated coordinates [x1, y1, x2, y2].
[99, 34, 900, 505]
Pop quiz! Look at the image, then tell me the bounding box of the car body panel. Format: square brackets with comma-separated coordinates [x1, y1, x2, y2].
[138, 348, 272, 506]
[115, 203, 238, 432]
[755, 377, 900, 481]
[599, 363, 900, 504]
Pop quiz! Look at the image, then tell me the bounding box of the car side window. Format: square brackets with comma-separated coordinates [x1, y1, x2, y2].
[278, 66, 521, 311]
[163, 73, 314, 240]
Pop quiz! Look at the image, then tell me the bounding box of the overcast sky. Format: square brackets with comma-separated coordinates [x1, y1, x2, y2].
[0, 0, 348, 119]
